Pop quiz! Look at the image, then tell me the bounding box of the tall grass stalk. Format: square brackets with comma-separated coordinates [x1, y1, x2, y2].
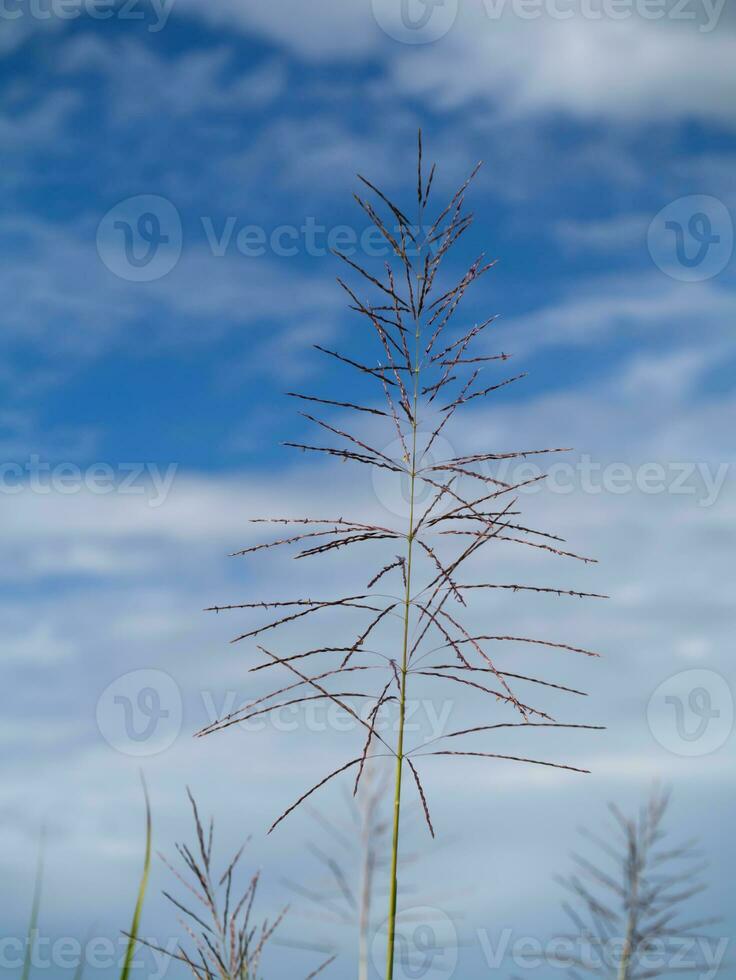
[120, 776, 152, 980]
[21, 828, 45, 980]
[384, 186, 427, 978]
[201, 131, 604, 979]
[556, 788, 718, 980]
[283, 767, 395, 979]
[143, 790, 334, 980]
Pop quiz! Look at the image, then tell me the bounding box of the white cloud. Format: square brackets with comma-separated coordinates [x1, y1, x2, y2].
[2, 7, 734, 961]
[165, 0, 736, 126]
[494, 274, 736, 353]
[554, 214, 650, 251]
[2, 349, 733, 960]
[1, 620, 76, 665]
[0, 212, 341, 391]
[9, 1, 736, 128]
[58, 35, 287, 118]
[385, 12, 736, 124]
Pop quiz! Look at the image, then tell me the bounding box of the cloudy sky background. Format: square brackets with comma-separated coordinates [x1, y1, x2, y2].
[2, 2, 735, 978]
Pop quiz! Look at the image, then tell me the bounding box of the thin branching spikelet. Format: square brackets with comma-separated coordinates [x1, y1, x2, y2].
[282, 765, 463, 980]
[201, 132, 604, 978]
[279, 767, 392, 980]
[144, 791, 334, 980]
[554, 788, 720, 980]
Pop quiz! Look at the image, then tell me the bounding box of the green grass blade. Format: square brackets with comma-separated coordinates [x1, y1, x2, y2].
[119, 776, 152, 980]
[73, 925, 97, 980]
[21, 827, 45, 980]
[73, 946, 87, 980]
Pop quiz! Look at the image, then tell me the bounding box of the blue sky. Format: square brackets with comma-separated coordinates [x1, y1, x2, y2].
[1, 2, 735, 979]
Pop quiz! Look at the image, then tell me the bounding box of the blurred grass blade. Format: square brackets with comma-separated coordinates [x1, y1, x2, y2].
[73, 926, 96, 980]
[21, 827, 45, 980]
[120, 776, 152, 980]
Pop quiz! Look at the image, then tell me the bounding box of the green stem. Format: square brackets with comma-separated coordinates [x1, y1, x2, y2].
[385, 276, 422, 980]
[120, 776, 152, 980]
[618, 921, 634, 980]
[617, 874, 637, 980]
[358, 815, 372, 980]
[22, 828, 45, 980]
